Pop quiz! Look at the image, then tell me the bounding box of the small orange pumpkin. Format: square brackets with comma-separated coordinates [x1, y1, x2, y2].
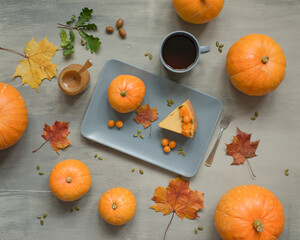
[107, 75, 145, 113]
[215, 185, 285, 240]
[0, 82, 28, 150]
[98, 187, 136, 225]
[49, 159, 92, 201]
[226, 34, 286, 96]
[172, 0, 225, 24]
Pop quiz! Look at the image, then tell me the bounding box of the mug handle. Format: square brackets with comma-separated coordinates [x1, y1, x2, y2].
[199, 46, 210, 54]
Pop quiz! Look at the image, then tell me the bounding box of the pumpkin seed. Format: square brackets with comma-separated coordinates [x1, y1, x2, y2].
[254, 112, 258, 117]
[167, 103, 172, 107]
[198, 226, 204, 231]
[43, 213, 48, 219]
[167, 99, 171, 104]
[133, 134, 138, 137]
[178, 151, 183, 155]
[131, 168, 135, 172]
[140, 134, 144, 139]
[137, 129, 141, 134]
[149, 53, 153, 60]
[37, 216, 42, 219]
[194, 229, 198, 234]
[98, 156, 103, 160]
[75, 206, 80, 211]
[219, 44, 224, 48]
[251, 117, 256, 121]
[39, 171, 44, 175]
[40, 220, 44, 226]
[139, 169, 144, 175]
[182, 151, 186, 156]
[285, 169, 289, 172]
[178, 148, 183, 151]
[36, 165, 40, 171]
[94, 153, 98, 158]
[216, 41, 219, 47]
[218, 47, 223, 53]
[70, 208, 74, 212]
[144, 52, 149, 56]
[178, 105, 183, 109]
[284, 172, 289, 176]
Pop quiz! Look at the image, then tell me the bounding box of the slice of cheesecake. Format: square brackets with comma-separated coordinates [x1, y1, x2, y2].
[158, 99, 197, 138]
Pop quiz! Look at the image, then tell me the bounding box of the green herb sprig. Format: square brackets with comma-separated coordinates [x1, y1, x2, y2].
[58, 7, 101, 56]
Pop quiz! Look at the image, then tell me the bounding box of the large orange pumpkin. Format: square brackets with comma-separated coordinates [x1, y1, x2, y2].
[107, 75, 145, 113]
[49, 159, 92, 201]
[172, 0, 225, 24]
[226, 34, 286, 96]
[98, 187, 136, 225]
[0, 82, 28, 150]
[215, 185, 285, 240]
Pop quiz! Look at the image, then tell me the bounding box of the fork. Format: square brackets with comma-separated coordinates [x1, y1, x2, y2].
[205, 112, 233, 167]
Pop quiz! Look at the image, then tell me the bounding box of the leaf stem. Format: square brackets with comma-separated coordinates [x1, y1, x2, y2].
[246, 158, 256, 179]
[57, 23, 79, 30]
[0, 47, 28, 58]
[163, 211, 175, 240]
[32, 141, 48, 153]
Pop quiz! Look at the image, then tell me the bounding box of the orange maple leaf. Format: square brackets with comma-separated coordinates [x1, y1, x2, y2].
[134, 104, 158, 128]
[226, 128, 260, 165]
[151, 177, 204, 239]
[33, 121, 71, 154]
[12, 37, 58, 92]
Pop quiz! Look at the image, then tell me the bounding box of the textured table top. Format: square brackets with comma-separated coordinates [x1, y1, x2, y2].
[0, 0, 299, 239]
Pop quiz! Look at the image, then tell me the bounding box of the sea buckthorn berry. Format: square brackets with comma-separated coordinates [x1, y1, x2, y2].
[182, 129, 190, 137]
[169, 141, 176, 149]
[163, 146, 171, 153]
[161, 138, 169, 147]
[116, 120, 124, 128]
[108, 120, 115, 128]
[183, 115, 191, 123]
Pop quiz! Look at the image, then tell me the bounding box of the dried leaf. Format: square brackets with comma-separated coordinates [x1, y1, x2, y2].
[226, 128, 260, 165]
[13, 37, 58, 92]
[151, 177, 204, 220]
[134, 104, 158, 129]
[33, 121, 71, 154]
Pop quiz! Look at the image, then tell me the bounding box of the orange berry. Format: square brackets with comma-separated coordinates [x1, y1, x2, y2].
[182, 129, 190, 137]
[183, 115, 191, 123]
[161, 138, 169, 147]
[163, 146, 171, 153]
[116, 120, 124, 128]
[169, 141, 176, 149]
[108, 120, 115, 128]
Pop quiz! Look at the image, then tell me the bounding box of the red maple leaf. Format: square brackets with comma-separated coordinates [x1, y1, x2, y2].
[33, 121, 71, 154]
[151, 177, 204, 239]
[134, 104, 158, 128]
[226, 128, 259, 165]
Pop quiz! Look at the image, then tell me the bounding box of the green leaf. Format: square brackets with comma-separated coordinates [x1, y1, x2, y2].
[60, 29, 68, 48]
[80, 23, 97, 30]
[63, 30, 75, 56]
[66, 15, 76, 25]
[79, 30, 101, 54]
[75, 8, 93, 27]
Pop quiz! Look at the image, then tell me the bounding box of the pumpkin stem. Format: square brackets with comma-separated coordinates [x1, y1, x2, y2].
[66, 177, 72, 183]
[112, 203, 118, 210]
[120, 90, 127, 97]
[253, 219, 264, 233]
[261, 56, 269, 64]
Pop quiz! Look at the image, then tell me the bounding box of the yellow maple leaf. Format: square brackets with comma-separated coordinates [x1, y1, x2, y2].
[13, 37, 58, 92]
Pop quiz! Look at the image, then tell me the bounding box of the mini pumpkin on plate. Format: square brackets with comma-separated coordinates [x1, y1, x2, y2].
[215, 185, 284, 240]
[49, 159, 92, 201]
[107, 75, 145, 113]
[0, 82, 28, 150]
[98, 187, 136, 225]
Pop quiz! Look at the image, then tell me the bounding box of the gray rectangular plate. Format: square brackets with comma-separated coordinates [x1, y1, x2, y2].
[81, 59, 222, 177]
